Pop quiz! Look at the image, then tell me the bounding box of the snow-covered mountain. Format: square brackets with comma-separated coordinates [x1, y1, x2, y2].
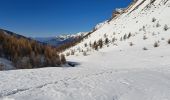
[1, 0, 170, 100]
[35, 32, 88, 46]
[64, 0, 170, 56]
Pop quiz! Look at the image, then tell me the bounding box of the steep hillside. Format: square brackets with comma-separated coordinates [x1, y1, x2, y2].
[64, 0, 170, 56]
[0, 29, 46, 45]
[0, 30, 66, 70]
[0, 29, 31, 40]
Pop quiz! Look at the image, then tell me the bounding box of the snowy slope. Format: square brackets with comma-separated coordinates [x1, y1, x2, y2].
[0, 44, 170, 100]
[1, 0, 170, 100]
[0, 58, 14, 70]
[64, 0, 170, 55]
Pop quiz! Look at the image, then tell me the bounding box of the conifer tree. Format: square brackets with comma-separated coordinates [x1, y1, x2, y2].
[105, 38, 109, 44]
[98, 39, 103, 48]
[60, 54, 66, 64]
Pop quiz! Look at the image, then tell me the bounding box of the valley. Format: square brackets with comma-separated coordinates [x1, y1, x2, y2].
[1, 0, 170, 100]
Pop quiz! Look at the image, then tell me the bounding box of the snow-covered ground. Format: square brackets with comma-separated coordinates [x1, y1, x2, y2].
[0, 44, 170, 100]
[1, 0, 170, 100]
[0, 58, 14, 70]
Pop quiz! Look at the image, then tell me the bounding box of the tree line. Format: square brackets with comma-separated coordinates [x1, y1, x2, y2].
[0, 31, 66, 69]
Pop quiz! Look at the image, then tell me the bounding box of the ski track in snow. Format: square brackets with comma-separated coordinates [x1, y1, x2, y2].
[0, 69, 123, 97]
[1, 59, 170, 100]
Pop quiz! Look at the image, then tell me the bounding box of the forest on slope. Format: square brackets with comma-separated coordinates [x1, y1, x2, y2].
[0, 30, 66, 69]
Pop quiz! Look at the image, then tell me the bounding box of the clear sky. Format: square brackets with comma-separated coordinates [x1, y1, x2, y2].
[0, 0, 132, 37]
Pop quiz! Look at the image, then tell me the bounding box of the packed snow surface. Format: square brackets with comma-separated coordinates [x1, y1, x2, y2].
[0, 45, 170, 100]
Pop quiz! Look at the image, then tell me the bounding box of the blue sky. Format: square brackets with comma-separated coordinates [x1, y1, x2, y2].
[0, 0, 132, 37]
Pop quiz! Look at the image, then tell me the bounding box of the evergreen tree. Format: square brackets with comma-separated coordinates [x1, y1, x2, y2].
[60, 54, 66, 64]
[98, 39, 103, 48]
[105, 38, 109, 44]
[92, 41, 98, 50]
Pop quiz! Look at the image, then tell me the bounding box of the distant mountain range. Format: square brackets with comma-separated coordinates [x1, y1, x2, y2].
[0, 29, 88, 47]
[34, 32, 88, 46]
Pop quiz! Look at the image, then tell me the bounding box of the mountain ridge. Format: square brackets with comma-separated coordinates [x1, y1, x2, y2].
[34, 32, 88, 46]
[64, 0, 170, 56]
